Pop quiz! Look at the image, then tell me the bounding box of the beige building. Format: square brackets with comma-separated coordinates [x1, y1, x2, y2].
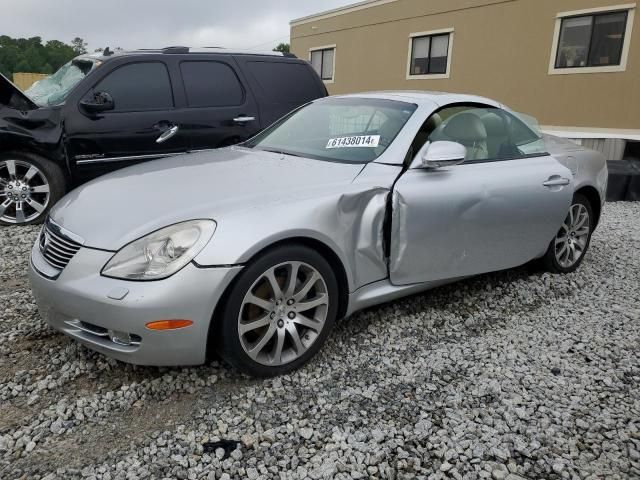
[291, 0, 640, 155]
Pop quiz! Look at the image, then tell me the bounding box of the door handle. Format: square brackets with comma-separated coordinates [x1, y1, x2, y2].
[156, 125, 179, 144]
[233, 116, 256, 124]
[543, 177, 571, 188]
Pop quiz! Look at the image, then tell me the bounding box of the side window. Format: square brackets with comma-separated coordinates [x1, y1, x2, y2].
[245, 61, 321, 103]
[93, 62, 173, 112]
[309, 47, 335, 81]
[408, 32, 451, 76]
[417, 106, 547, 162]
[180, 61, 244, 108]
[555, 10, 629, 69]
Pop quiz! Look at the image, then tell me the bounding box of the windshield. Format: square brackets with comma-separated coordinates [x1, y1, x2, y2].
[245, 97, 417, 163]
[25, 58, 97, 106]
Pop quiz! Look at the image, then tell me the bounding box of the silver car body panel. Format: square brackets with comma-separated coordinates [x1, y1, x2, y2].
[543, 134, 608, 206]
[32, 91, 607, 366]
[29, 242, 241, 366]
[390, 156, 573, 285]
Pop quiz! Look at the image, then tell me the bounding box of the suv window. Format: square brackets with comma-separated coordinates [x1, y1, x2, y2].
[180, 61, 244, 107]
[94, 62, 173, 112]
[245, 61, 320, 103]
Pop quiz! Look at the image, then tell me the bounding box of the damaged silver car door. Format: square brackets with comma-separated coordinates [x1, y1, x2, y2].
[389, 105, 574, 285]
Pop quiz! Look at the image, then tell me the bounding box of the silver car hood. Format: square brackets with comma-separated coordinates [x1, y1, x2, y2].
[51, 147, 365, 250]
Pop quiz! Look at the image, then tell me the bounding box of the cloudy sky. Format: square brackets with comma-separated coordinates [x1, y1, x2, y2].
[1, 0, 352, 51]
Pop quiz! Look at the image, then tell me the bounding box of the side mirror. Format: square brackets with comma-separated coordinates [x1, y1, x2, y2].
[80, 91, 114, 114]
[422, 141, 466, 169]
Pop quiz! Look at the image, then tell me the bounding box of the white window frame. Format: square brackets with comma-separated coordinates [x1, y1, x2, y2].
[406, 28, 454, 80]
[548, 3, 636, 75]
[309, 44, 336, 84]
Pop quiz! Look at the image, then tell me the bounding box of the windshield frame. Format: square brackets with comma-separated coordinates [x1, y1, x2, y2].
[243, 97, 418, 165]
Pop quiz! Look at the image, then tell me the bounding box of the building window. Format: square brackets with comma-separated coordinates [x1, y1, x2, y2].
[550, 4, 636, 74]
[310, 46, 335, 82]
[406, 28, 454, 79]
[556, 11, 628, 68]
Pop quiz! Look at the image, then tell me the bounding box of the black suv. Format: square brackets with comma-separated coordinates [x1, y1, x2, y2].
[0, 47, 327, 225]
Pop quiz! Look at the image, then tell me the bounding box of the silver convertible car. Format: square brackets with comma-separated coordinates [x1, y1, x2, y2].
[29, 91, 607, 377]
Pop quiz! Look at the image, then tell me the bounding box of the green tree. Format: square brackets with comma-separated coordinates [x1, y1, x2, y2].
[273, 43, 290, 53]
[71, 37, 88, 55]
[0, 36, 82, 78]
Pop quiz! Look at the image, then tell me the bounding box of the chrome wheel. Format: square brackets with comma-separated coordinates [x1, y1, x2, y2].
[238, 261, 329, 367]
[0, 160, 51, 224]
[554, 203, 590, 268]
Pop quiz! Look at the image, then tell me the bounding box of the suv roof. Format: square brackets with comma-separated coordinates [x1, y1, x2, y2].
[88, 46, 297, 61]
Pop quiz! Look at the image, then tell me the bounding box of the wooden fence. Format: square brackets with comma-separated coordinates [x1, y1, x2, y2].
[12, 72, 49, 91]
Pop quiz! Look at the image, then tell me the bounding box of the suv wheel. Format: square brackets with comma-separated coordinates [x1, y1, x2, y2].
[0, 152, 65, 226]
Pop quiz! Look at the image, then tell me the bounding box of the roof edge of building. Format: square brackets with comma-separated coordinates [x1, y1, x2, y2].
[290, 0, 399, 26]
[541, 126, 640, 141]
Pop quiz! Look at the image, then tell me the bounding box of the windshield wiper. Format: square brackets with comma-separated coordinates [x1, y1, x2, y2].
[256, 147, 302, 158]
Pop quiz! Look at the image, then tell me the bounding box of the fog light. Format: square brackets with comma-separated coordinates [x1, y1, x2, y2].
[109, 330, 133, 346]
[145, 320, 193, 331]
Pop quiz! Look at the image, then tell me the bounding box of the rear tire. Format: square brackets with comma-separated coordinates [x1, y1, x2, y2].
[217, 244, 339, 377]
[541, 193, 594, 274]
[0, 152, 66, 226]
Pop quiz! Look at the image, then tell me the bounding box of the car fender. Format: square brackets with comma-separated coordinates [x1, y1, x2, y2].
[0, 104, 66, 166]
[194, 185, 391, 293]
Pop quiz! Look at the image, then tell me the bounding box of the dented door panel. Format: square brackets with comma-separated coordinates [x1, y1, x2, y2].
[390, 156, 573, 286]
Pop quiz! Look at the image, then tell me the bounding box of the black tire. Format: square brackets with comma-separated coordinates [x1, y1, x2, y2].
[0, 151, 66, 226]
[216, 244, 339, 377]
[541, 193, 594, 274]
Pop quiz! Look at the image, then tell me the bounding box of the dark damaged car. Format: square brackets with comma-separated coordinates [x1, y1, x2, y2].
[0, 48, 327, 225]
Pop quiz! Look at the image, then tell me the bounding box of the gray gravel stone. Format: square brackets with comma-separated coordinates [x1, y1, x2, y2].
[1, 202, 639, 480]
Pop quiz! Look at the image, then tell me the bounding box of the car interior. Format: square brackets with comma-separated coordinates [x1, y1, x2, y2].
[409, 106, 529, 163]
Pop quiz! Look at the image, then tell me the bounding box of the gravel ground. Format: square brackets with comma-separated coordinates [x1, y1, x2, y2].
[1, 202, 639, 480]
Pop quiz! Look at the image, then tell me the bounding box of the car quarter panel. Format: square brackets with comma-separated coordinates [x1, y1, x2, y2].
[543, 134, 608, 211]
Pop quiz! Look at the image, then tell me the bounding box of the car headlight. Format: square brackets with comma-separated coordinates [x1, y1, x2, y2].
[101, 220, 216, 281]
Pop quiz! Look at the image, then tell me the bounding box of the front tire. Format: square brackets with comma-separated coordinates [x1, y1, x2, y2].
[0, 152, 66, 226]
[541, 193, 594, 273]
[217, 244, 339, 377]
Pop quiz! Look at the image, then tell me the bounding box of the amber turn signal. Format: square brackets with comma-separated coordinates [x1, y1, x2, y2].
[145, 320, 194, 331]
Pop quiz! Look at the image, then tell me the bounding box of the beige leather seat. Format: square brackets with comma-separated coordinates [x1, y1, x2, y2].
[481, 113, 507, 158]
[442, 112, 489, 161]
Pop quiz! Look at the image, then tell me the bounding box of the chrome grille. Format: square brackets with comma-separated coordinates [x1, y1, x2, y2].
[39, 220, 83, 271]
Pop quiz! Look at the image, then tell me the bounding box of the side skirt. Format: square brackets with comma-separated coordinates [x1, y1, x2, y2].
[345, 276, 470, 318]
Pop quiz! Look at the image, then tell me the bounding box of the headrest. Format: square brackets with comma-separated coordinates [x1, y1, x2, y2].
[443, 112, 487, 142]
[481, 112, 507, 137]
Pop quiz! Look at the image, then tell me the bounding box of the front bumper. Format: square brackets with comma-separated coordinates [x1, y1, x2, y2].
[28, 241, 242, 366]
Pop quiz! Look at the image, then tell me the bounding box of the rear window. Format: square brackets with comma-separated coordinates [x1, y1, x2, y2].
[180, 61, 244, 107]
[245, 61, 321, 103]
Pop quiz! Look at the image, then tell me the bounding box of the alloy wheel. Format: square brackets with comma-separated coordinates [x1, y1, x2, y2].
[0, 160, 51, 224]
[554, 203, 590, 268]
[238, 261, 329, 367]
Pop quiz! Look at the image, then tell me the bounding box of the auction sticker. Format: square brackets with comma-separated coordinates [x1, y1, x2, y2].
[326, 135, 380, 149]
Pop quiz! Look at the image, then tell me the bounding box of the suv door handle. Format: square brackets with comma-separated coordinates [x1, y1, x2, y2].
[233, 116, 256, 124]
[543, 176, 571, 188]
[156, 125, 179, 144]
